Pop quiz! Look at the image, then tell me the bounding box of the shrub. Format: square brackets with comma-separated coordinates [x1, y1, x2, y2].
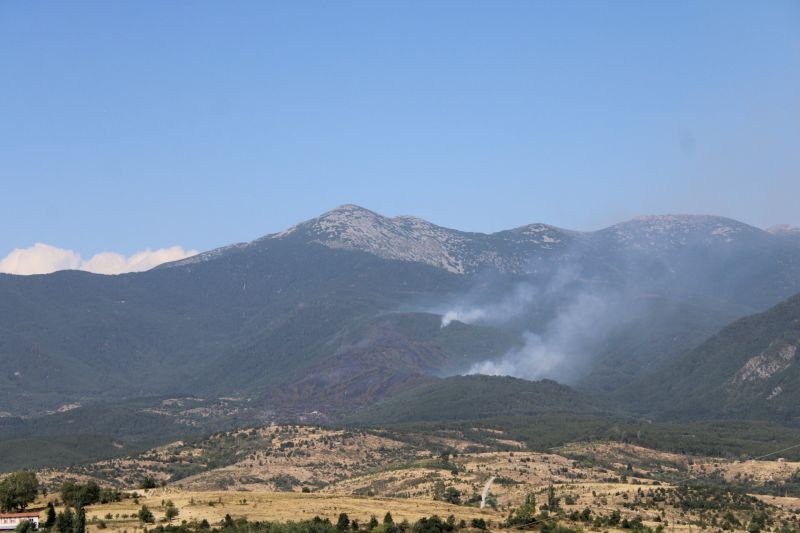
[138, 505, 155, 524]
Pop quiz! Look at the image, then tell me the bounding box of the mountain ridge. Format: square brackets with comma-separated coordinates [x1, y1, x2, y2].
[162, 205, 800, 278]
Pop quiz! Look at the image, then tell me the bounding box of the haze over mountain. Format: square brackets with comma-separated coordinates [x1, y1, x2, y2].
[626, 291, 800, 425]
[3, 204, 800, 428]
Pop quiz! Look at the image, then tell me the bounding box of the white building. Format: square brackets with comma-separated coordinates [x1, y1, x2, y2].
[0, 512, 39, 531]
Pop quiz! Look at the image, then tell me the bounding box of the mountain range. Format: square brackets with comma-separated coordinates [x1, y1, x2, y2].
[3, 204, 800, 456]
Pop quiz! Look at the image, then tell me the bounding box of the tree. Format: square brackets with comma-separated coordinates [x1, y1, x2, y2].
[73, 507, 86, 533]
[165, 501, 179, 523]
[0, 472, 39, 512]
[432, 481, 446, 501]
[137, 505, 155, 524]
[470, 518, 487, 531]
[414, 516, 450, 533]
[99, 488, 121, 504]
[443, 487, 461, 505]
[383, 513, 394, 525]
[546, 484, 560, 512]
[61, 482, 100, 508]
[15, 521, 34, 533]
[56, 508, 74, 533]
[139, 477, 157, 490]
[507, 497, 537, 527]
[45, 502, 57, 529]
[337, 513, 350, 532]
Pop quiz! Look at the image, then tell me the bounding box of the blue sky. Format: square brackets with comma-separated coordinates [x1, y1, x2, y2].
[1, 1, 799, 265]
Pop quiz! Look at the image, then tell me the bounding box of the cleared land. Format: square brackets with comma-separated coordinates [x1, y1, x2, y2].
[21, 424, 800, 533]
[78, 491, 499, 531]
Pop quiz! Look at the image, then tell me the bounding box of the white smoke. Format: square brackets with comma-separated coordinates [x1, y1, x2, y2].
[440, 283, 538, 327]
[467, 291, 614, 382]
[438, 266, 580, 328]
[432, 263, 634, 383]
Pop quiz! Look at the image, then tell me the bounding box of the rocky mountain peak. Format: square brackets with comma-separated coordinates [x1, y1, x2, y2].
[292, 204, 471, 273]
[604, 214, 760, 249]
[286, 207, 577, 273]
[162, 207, 798, 280]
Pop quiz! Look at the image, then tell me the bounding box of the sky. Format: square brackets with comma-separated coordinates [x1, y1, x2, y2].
[1, 1, 799, 274]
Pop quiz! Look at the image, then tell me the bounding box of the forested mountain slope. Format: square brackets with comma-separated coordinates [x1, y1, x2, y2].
[2, 205, 800, 421]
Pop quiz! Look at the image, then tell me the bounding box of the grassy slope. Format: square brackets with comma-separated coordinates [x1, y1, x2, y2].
[344, 375, 601, 425]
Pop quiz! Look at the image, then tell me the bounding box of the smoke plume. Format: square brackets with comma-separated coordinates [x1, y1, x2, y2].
[466, 290, 618, 383]
[434, 267, 635, 384]
[440, 283, 538, 327]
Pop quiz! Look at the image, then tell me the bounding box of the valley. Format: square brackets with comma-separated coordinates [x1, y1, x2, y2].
[13, 423, 800, 533]
[4, 206, 800, 532]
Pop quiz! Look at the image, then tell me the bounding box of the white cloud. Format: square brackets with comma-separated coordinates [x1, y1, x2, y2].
[0, 243, 198, 276]
[0, 243, 82, 275]
[80, 246, 198, 275]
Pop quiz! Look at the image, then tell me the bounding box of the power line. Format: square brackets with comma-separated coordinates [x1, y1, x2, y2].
[751, 442, 800, 461]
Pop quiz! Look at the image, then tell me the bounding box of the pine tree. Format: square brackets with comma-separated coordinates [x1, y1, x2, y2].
[45, 502, 57, 529]
[73, 507, 86, 533]
[56, 508, 73, 533]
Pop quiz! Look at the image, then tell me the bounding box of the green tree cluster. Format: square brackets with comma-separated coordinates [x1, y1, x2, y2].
[52, 505, 86, 533]
[60, 481, 101, 508]
[0, 472, 39, 512]
[431, 481, 461, 505]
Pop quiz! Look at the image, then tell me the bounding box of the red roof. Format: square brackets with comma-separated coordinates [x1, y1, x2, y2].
[0, 513, 39, 518]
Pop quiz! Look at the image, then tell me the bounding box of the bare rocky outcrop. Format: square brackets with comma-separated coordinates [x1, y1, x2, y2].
[734, 340, 797, 383]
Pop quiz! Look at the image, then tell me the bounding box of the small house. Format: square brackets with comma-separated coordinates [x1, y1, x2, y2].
[0, 512, 40, 531]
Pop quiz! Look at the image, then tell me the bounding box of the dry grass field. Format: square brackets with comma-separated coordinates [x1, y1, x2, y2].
[73, 490, 501, 533]
[23, 425, 800, 533]
[560, 442, 800, 485]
